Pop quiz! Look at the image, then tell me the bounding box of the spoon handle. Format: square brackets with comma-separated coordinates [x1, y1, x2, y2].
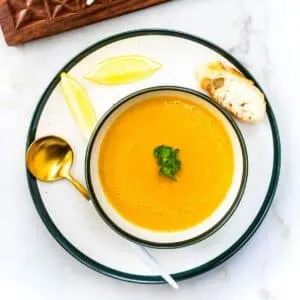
[66, 174, 90, 200]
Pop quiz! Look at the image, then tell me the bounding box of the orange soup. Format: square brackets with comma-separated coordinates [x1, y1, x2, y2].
[99, 94, 234, 232]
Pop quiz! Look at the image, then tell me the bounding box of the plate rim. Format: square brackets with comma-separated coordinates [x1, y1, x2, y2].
[26, 29, 281, 284]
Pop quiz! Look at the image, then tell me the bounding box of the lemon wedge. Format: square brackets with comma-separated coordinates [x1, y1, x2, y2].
[60, 72, 97, 139]
[84, 55, 162, 85]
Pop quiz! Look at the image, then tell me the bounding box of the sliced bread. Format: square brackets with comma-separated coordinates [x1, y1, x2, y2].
[196, 61, 266, 123]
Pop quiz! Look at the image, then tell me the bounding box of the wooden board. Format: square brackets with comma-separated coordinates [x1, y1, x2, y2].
[0, 0, 170, 45]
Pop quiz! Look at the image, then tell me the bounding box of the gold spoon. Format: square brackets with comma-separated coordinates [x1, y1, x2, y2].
[26, 135, 89, 200]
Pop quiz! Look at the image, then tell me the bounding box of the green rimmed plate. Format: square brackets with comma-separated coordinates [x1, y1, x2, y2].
[26, 29, 280, 284]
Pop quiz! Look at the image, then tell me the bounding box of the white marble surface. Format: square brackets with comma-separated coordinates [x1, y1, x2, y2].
[0, 0, 299, 299]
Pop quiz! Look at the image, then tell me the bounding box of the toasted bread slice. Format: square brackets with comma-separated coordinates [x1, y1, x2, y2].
[196, 61, 266, 123]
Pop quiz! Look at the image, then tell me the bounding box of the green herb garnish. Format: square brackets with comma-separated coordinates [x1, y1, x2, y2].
[153, 145, 181, 180]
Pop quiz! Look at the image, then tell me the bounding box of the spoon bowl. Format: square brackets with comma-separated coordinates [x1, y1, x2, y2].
[27, 136, 73, 181]
[26, 135, 89, 199]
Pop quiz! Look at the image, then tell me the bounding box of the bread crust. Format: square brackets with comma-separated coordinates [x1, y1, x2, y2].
[196, 61, 266, 123]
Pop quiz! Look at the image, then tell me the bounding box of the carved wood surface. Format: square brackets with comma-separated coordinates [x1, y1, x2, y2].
[0, 0, 170, 45]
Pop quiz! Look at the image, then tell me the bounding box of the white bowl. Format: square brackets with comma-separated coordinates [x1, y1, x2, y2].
[85, 86, 248, 248]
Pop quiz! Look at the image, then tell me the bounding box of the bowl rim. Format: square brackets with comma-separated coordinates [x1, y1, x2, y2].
[85, 85, 248, 248]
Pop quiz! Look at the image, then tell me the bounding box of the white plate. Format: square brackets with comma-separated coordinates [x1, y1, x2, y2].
[26, 29, 280, 283]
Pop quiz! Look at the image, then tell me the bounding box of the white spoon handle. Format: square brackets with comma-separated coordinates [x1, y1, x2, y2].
[129, 243, 179, 290]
